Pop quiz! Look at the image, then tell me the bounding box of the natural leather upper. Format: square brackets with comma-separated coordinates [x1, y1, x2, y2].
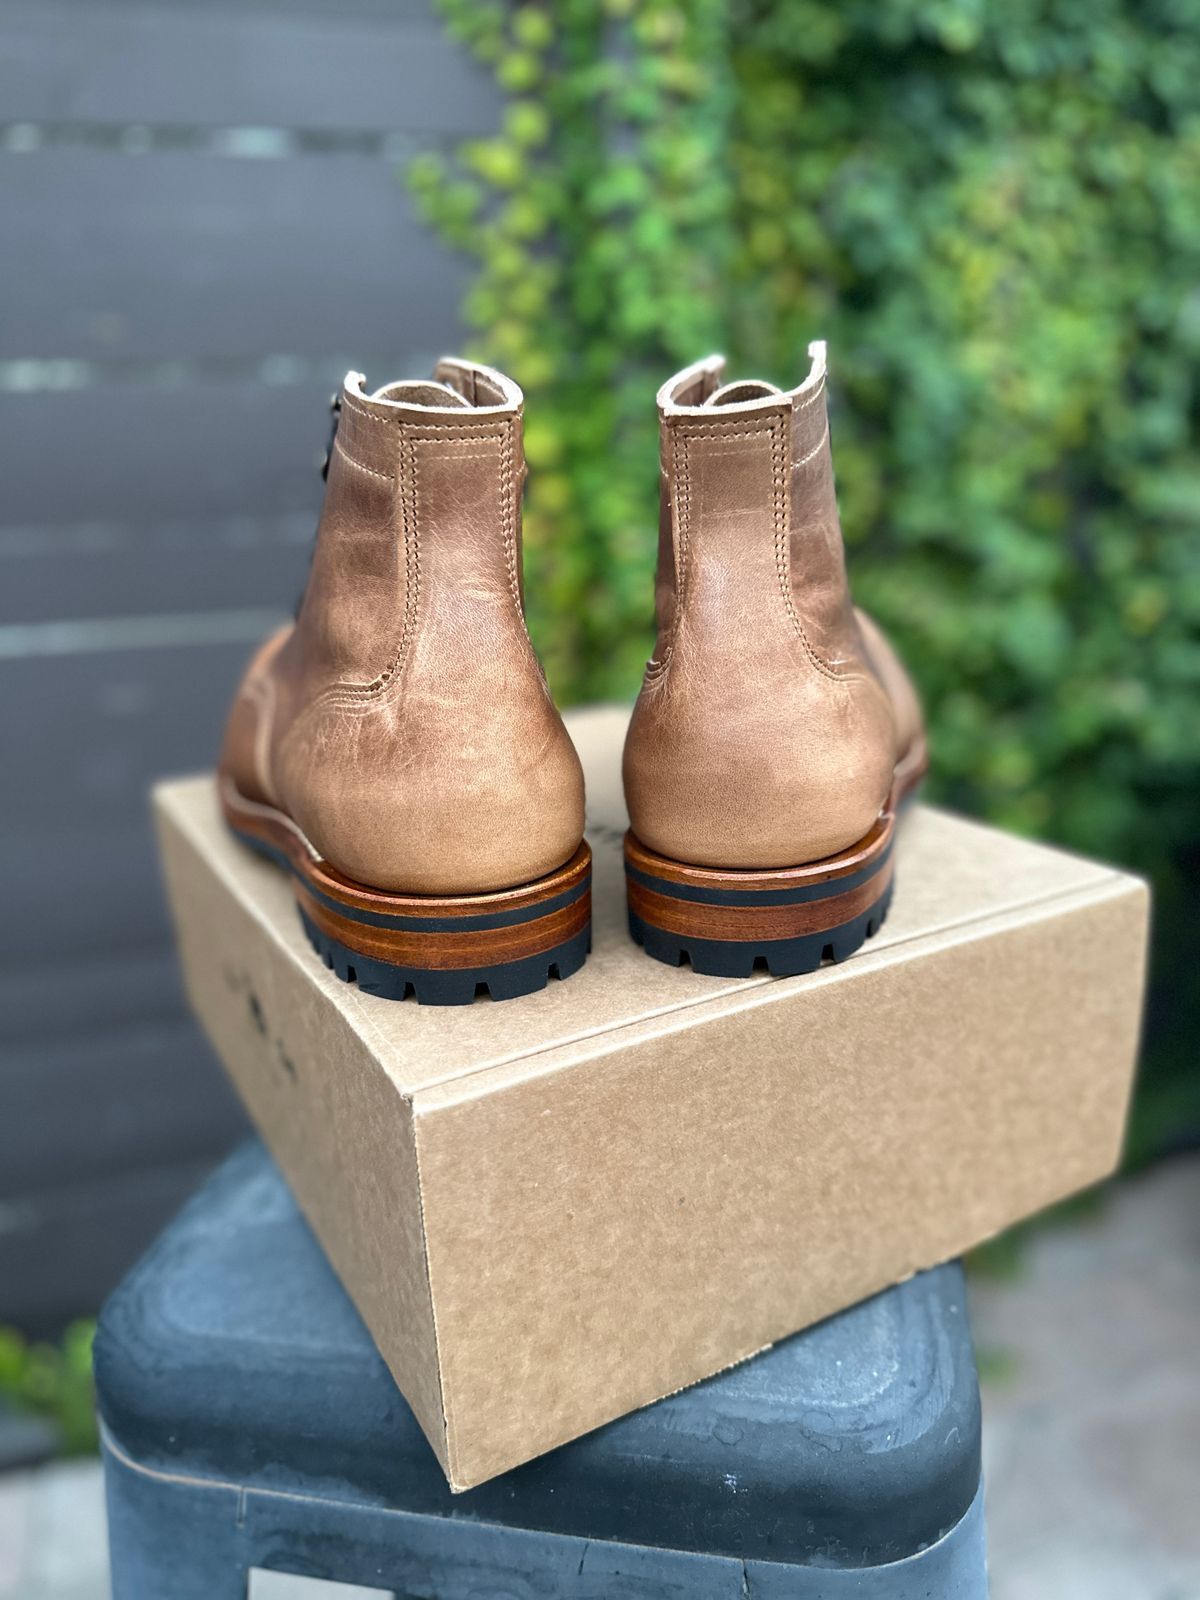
[623, 343, 924, 869]
[220, 360, 584, 895]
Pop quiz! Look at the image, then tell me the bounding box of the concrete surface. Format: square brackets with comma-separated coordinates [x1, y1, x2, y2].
[974, 1156, 1200, 1600]
[1, 1158, 1196, 1600]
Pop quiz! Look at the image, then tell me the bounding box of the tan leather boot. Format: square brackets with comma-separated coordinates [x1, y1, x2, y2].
[622, 342, 926, 978]
[218, 360, 590, 1005]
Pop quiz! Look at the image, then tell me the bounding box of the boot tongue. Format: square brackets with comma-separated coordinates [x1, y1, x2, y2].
[703, 379, 784, 407]
[369, 379, 471, 409]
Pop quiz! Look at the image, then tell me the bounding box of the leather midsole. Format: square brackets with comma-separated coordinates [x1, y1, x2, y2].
[625, 837, 893, 946]
[219, 777, 591, 971]
[296, 882, 589, 971]
[623, 744, 921, 947]
[627, 858, 893, 943]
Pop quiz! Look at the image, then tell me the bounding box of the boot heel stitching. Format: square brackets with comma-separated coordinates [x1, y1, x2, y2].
[771, 416, 843, 682]
[792, 421, 830, 470]
[499, 417, 522, 614]
[655, 416, 846, 684]
[329, 428, 420, 701]
[305, 429, 519, 711]
[338, 398, 393, 429]
[398, 427, 420, 691]
[791, 374, 827, 413]
[662, 423, 777, 673]
[332, 438, 394, 482]
[654, 419, 715, 672]
[402, 428, 521, 616]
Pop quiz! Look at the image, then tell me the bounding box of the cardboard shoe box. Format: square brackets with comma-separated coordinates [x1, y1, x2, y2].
[155, 705, 1148, 1490]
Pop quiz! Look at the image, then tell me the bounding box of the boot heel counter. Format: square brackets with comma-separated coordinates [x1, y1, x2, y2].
[624, 666, 895, 871]
[285, 678, 583, 896]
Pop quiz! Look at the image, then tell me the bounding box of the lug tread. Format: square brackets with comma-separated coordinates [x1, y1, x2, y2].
[299, 909, 590, 1006]
[629, 880, 893, 980]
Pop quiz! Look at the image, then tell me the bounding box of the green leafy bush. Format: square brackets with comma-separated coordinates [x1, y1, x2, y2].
[413, 0, 1200, 1150]
[0, 1321, 97, 1456]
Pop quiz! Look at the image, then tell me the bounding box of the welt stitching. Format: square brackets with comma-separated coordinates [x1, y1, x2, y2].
[771, 417, 841, 681]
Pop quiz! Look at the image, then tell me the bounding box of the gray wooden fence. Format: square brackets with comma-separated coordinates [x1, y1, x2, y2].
[1, 0, 496, 1331]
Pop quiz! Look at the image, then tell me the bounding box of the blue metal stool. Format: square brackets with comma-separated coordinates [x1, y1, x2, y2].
[95, 1141, 988, 1598]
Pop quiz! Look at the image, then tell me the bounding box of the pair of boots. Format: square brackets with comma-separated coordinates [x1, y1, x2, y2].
[218, 343, 926, 1005]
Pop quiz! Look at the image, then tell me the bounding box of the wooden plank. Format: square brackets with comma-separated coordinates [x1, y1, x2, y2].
[0, 811, 207, 967]
[0, 816, 174, 963]
[0, 0, 499, 135]
[0, 639, 256, 962]
[0, 955, 249, 1337]
[0, 944, 189, 1046]
[0, 1019, 246, 1202]
[0, 637, 247, 827]
[2, 151, 470, 361]
[1, 379, 342, 528]
[0, 940, 191, 1068]
[0, 1153, 243, 1335]
[0, 514, 313, 627]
